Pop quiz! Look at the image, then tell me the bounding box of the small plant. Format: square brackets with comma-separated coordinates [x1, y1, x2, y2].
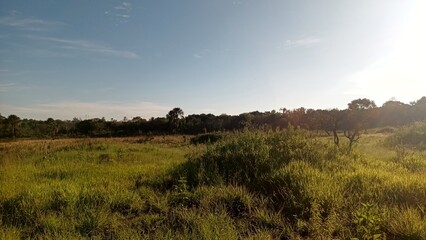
[352, 203, 385, 240]
[169, 177, 199, 208]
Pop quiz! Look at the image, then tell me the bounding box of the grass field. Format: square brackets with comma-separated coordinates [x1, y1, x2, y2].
[1, 130, 426, 239]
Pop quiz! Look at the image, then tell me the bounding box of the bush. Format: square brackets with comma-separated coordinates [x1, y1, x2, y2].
[167, 129, 355, 238]
[385, 121, 426, 150]
[190, 133, 223, 145]
[174, 129, 335, 190]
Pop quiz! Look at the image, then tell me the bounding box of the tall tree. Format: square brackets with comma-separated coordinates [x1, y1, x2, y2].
[7, 114, 21, 138]
[167, 107, 184, 133]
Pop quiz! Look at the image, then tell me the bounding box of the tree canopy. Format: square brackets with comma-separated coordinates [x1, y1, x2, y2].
[1, 97, 426, 139]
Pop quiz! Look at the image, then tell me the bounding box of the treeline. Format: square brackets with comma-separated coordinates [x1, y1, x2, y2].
[1, 97, 426, 139]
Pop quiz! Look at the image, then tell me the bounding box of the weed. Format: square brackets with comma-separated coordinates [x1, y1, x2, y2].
[351, 203, 385, 240]
[169, 178, 200, 208]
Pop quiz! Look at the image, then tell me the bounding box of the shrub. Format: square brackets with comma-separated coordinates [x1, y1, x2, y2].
[385, 121, 426, 150]
[190, 133, 223, 145]
[173, 129, 335, 190]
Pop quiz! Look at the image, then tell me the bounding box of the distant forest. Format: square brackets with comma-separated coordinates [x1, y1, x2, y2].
[1, 97, 426, 139]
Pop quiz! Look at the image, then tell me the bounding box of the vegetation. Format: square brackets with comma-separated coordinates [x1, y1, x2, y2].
[1, 128, 425, 239]
[1, 97, 425, 239]
[1, 97, 426, 139]
[385, 121, 426, 150]
[190, 133, 223, 145]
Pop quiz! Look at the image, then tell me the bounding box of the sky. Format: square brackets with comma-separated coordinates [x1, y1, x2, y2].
[0, 0, 425, 120]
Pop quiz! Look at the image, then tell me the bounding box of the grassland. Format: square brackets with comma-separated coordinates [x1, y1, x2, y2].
[0, 130, 425, 239]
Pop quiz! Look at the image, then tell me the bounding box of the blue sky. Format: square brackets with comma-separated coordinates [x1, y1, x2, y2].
[1, 0, 425, 120]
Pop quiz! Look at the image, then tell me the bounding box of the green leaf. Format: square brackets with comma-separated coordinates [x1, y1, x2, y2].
[373, 234, 382, 240]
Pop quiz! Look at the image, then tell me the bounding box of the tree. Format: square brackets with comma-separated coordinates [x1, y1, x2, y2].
[46, 118, 58, 138]
[341, 109, 362, 151]
[348, 98, 376, 111]
[166, 107, 184, 133]
[342, 99, 374, 151]
[323, 109, 344, 146]
[7, 114, 21, 138]
[380, 100, 410, 126]
[412, 96, 426, 121]
[286, 107, 308, 128]
[0, 114, 5, 137]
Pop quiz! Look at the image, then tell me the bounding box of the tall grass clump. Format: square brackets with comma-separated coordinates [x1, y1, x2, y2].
[167, 128, 426, 239]
[385, 121, 426, 150]
[172, 128, 338, 190]
[169, 129, 351, 238]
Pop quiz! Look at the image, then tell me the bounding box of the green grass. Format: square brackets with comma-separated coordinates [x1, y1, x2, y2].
[1, 130, 426, 239]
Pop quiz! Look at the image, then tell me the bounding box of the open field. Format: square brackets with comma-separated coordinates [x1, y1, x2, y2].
[1, 130, 426, 239]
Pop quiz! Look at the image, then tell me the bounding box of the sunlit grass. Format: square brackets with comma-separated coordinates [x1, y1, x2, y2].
[1, 131, 425, 239]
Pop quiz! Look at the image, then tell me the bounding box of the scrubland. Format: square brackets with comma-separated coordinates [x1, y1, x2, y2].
[1, 126, 426, 239]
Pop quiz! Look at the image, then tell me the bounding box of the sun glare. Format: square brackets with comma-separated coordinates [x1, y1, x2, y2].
[344, 0, 426, 104]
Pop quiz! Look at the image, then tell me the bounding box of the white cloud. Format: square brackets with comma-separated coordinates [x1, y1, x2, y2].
[0, 14, 63, 31]
[283, 36, 321, 49]
[115, 14, 130, 19]
[26, 35, 139, 59]
[0, 101, 171, 120]
[111, 1, 132, 23]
